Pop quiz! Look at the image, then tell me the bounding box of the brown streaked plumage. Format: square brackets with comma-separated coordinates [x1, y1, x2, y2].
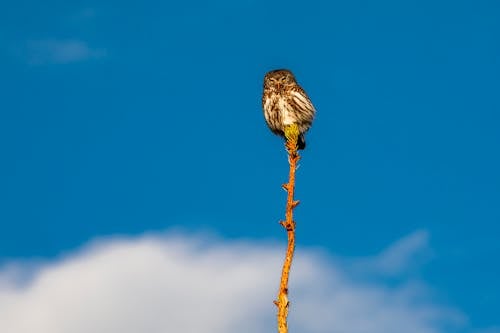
[262, 69, 316, 149]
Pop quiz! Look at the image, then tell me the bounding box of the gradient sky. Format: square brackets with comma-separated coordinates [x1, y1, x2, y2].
[1, 0, 499, 331]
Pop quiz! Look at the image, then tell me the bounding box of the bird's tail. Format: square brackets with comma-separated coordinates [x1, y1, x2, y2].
[298, 134, 306, 150]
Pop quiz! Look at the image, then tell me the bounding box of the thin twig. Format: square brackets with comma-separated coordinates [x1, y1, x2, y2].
[275, 124, 301, 333]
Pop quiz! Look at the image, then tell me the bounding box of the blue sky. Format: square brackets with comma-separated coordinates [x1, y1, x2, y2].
[0, 1, 499, 332]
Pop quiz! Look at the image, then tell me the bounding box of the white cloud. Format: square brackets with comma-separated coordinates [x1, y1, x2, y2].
[25, 39, 106, 65]
[0, 231, 468, 333]
[350, 230, 432, 277]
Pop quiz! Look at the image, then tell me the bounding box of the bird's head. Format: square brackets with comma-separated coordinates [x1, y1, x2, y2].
[264, 69, 296, 92]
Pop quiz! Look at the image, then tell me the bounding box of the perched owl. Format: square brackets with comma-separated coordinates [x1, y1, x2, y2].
[262, 69, 316, 149]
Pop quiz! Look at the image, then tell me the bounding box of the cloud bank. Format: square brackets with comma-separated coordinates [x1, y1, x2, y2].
[0, 230, 466, 333]
[349, 230, 433, 278]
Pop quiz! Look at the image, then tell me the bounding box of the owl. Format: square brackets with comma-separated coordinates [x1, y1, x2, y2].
[262, 69, 316, 150]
